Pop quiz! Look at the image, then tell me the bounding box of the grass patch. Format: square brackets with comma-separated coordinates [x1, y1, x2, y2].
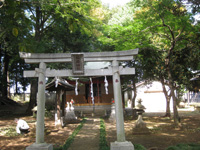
[0, 126, 18, 137]
[99, 118, 109, 150]
[150, 126, 162, 133]
[166, 143, 200, 150]
[54, 118, 86, 150]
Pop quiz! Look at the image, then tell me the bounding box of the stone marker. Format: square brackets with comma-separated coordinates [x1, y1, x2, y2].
[133, 98, 150, 135]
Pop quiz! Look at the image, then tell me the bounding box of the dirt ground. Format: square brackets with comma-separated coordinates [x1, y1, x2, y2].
[105, 111, 200, 150]
[0, 104, 200, 150]
[0, 115, 81, 150]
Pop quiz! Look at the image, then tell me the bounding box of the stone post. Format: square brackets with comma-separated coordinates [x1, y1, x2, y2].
[112, 60, 126, 142]
[26, 62, 53, 150]
[111, 60, 134, 150]
[36, 62, 46, 144]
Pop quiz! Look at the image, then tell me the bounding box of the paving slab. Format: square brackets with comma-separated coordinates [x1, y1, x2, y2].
[68, 117, 100, 150]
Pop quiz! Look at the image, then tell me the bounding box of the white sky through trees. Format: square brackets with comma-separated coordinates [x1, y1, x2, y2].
[101, 0, 131, 9]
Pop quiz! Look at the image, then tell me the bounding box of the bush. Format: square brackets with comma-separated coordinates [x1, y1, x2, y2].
[166, 143, 200, 150]
[134, 144, 147, 150]
[45, 109, 53, 118]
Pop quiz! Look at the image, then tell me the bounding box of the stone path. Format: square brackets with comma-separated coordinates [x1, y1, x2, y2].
[68, 117, 100, 150]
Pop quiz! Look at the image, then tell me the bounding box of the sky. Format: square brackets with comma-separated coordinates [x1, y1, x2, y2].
[101, 0, 131, 9]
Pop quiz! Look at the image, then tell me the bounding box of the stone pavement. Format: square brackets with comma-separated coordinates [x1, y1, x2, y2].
[68, 117, 100, 150]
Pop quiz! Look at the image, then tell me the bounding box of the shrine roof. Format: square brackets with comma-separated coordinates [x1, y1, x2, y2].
[46, 78, 75, 91]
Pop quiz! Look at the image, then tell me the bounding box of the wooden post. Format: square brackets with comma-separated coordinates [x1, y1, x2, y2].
[62, 91, 67, 117]
[55, 90, 61, 127]
[97, 79, 100, 103]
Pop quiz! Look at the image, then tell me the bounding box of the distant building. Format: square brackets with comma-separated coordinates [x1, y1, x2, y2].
[124, 81, 173, 112]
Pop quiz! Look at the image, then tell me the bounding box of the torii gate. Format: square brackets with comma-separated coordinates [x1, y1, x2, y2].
[20, 49, 138, 150]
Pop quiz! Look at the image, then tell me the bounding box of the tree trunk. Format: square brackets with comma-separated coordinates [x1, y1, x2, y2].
[165, 98, 171, 117]
[2, 51, 10, 98]
[160, 77, 171, 117]
[15, 74, 18, 95]
[167, 65, 180, 125]
[171, 85, 180, 125]
[122, 91, 125, 108]
[131, 81, 137, 119]
[7, 71, 10, 98]
[0, 46, 2, 97]
[25, 6, 41, 114]
[26, 79, 37, 114]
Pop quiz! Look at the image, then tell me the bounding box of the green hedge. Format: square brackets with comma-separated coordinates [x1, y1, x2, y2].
[166, 143, 200, 150]
[99, 118, 109, 150]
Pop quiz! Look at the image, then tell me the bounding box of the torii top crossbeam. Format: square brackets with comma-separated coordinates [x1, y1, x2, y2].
[19, 49, 138, 63]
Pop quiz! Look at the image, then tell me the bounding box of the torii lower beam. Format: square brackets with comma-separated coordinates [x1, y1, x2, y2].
[23, 67, 135, 77]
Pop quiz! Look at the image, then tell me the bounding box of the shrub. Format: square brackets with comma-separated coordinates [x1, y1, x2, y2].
[166, 143, 200, 150]
[134, 144, 147, 150]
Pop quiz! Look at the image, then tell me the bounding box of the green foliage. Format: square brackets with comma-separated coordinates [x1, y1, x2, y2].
[12, 28, 18, 37]
[0, 0, 108, 98]
[46, 105, 55, 111]
[108, 4, 135, 26]
[45, 109, 54, 118]
[54, 118, 87, 150]
[99, 118, 109, 150]
[166, 143, 200, 150]
[134, 144, 147, 150]
[0, 126, 18, 137]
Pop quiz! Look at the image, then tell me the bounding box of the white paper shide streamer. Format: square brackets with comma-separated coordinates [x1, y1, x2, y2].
[104, 76, 108, 94]
[75, 79, 79, 95]
[90, 78, 94, 104]
[55, 77, 59, 88]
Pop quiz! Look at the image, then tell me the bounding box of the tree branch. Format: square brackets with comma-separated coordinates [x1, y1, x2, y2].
[26, 4, 36, 19]
[175, 26, 185, 41]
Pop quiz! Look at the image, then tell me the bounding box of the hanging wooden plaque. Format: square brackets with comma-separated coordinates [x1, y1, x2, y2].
[71, 53, 84, 75]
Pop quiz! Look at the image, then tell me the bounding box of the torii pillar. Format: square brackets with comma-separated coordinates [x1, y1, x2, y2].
[26, 62, 53, 150]
[111, 60, 134, 150]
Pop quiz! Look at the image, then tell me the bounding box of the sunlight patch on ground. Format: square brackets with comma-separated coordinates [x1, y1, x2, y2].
[0, 126, 17, 136]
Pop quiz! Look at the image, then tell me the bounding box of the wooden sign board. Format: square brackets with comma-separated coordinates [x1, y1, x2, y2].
[71, 53, 84, 75]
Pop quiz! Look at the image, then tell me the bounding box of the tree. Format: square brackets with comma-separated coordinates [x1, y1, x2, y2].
[131, 0, 198, 125]
[100, 0, 199, 124]
[0, 0, 30, 99]
[18, 0, 104, 113]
